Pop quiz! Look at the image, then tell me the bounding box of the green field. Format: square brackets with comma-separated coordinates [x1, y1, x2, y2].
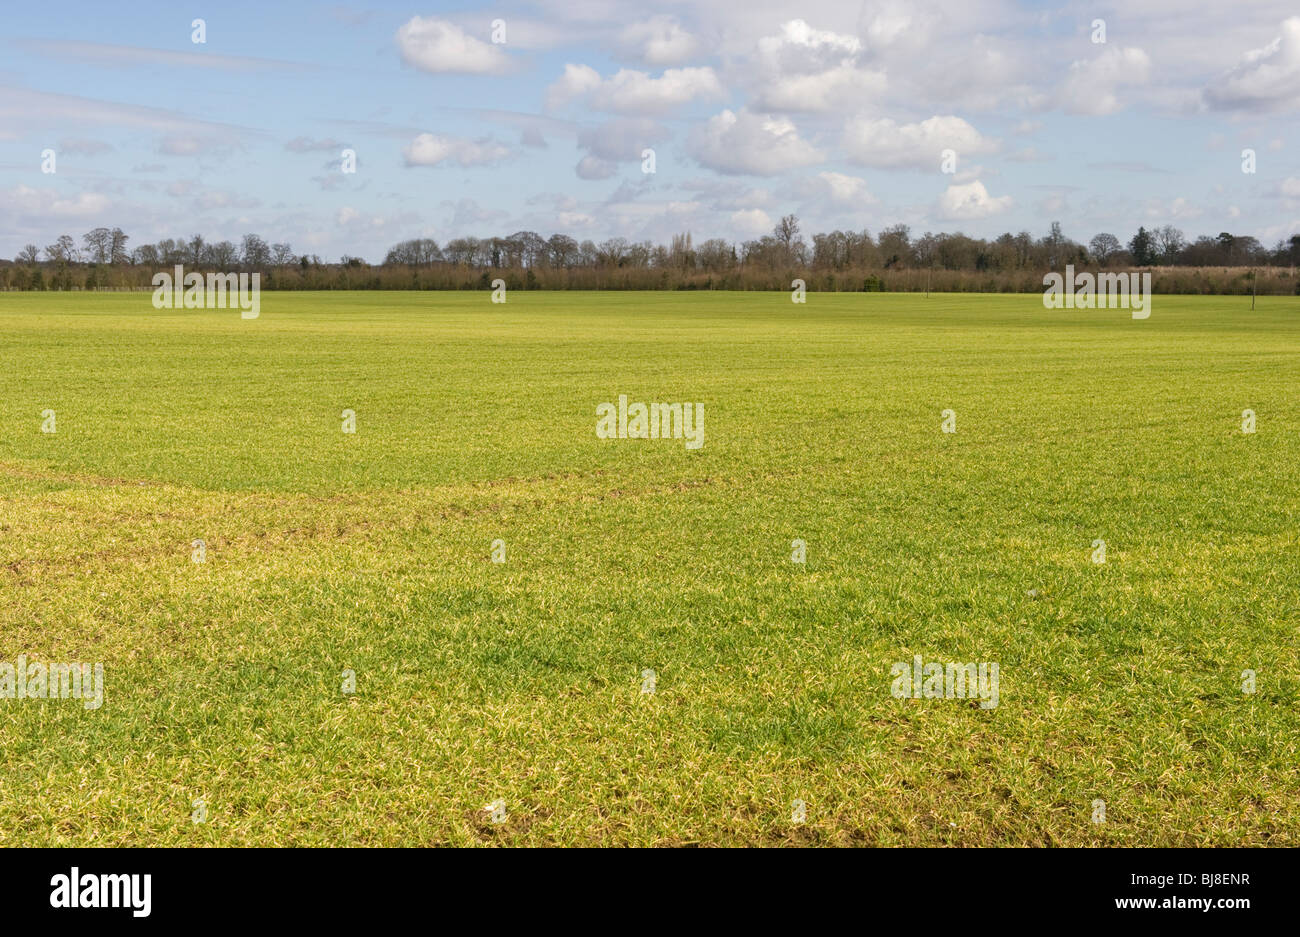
[0, 290, 1296, 846]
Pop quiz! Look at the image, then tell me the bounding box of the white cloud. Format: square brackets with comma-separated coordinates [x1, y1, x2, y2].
[751, 20, 885, 112]
[442, 197, 508, 229]
[58, 138, 113, 156]
[809, 171, 878, 205]
[576, 118, 670, 162]
[756, 18, 860, 77]
[547, 64, 602, 108]
[396, 17, 510, 75]
[547, 64, 723, 114]
[859, 0, 929, 49]
[20, 38, 313, 73]
[731, 208, 773, 237]
[157, 134, 230, 156]
[619, 17, 703, 66]
[285, 137, 348, 153]
[0, 86, 242, 141]
[933, 180, 1011, 220]
[843, 115, 996, 170]
[678, 178, 775, 212]
[402, 133, 511, 168]
[1061, 46, 1152, 116]
[688, 108, 822, 175]
[951, 165, 994, 183]
[1205, 16, 1300, 111]
[575, 155, 617, 180]
[1, 185, 111, 219]
[1278, 176, 1300, 207]
[1138, 195, 1202, 221]
[1169, 196, 1201, 219]
[1035, 192, 1068, 216]
[756, 64, 886, 112]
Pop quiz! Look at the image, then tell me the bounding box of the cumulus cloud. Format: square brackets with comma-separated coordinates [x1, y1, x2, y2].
[731, 208, 774, 237]
[575, 155, 617, 180]
[1061, 46, 1151, 115]
[859, 0, 931, 50]
[2, 184, 110, 219]
[843, 115, 996, 170]
[1138, 195, 1202, 221]
[798, 171, 879, 206]
[1278, 176, 1300, 207]
[751, 19, 885, 112]
[688, 108, 822, 175]
[619, 17, 703, 66]
[570, 118, 669, 180]
[402, 133, 511, 168]
[933, 180, 1011, 220]
[756, 65, 885, 112]
[1167, 196, 1201, 220]
[441, 197, 508, 229]
[547, 64, 601, 108]
[576, 118, 670, 162]
[763, 18, 861, 63]
[396, 17, 510, 75]
[1205, 17, 1300, 112]
[547, 64, 723, 114]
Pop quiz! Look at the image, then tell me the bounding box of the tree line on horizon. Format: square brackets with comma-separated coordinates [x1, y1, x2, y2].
[4, 218, 1299, 294]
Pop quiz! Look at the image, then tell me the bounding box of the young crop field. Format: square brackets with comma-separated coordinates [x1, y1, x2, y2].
[0, 290, 1296, 846]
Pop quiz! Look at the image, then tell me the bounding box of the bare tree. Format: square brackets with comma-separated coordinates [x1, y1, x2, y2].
[546, 234, 579, 268]
[775, 214, 800, 248]
[44, 235, 78, 263]
[82, 227, 113, 263]
[877, 224, 912, 268]
[506, 231, 546, 267]
[209, 241, 238, 267]
[110, 228, 130, 265]
[669, 232, 695, 269]
[443, 237, 479, 265]
[696, 238, 735, 272]
[596, 237, 629, 267]
[1155, 225, 1185, 264]
[240, 233, 271, 268]
[1089, 233, 1121, 264]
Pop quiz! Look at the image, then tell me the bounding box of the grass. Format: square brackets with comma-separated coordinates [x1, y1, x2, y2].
[0, 289, 1296, 847]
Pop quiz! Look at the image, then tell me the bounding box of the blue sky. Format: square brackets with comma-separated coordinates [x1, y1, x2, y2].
[2, 0, 1299, 261]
